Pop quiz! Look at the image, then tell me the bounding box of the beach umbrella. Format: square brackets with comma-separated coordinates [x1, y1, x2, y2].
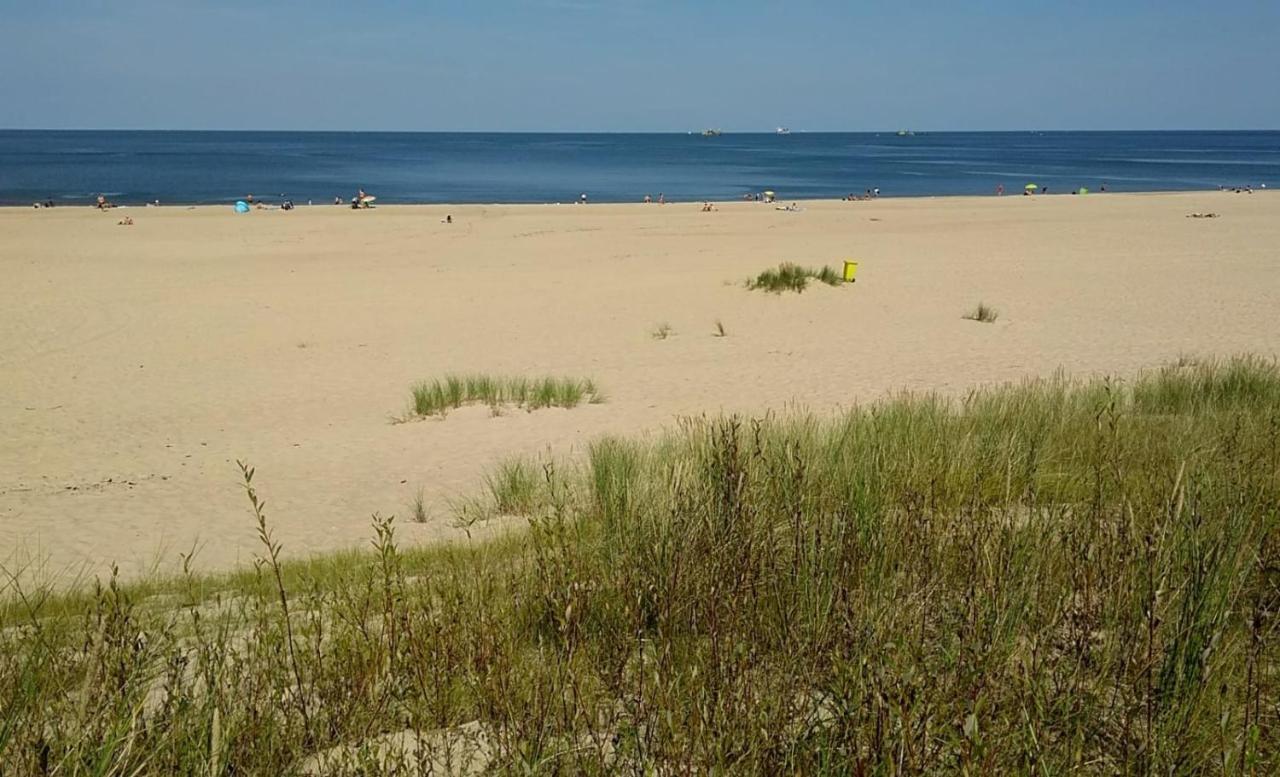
[234, 200, 250, 213]
[1078, 187, 1089, 195]
[1024, 183, 1038, 191]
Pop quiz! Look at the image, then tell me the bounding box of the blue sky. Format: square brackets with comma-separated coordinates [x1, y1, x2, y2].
[2, 0, 1277, 131]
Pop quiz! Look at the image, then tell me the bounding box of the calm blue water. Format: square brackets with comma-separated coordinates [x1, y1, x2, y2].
[1, 130, 1276, 206]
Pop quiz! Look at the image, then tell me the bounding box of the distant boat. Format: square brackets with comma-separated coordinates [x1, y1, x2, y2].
[701, 128, 723, 137]
[776, 127, 791, 135]
[896, 129, 914, 137]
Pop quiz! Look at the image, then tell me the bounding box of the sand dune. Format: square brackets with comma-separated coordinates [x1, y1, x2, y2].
[2, 192, 1277, 582]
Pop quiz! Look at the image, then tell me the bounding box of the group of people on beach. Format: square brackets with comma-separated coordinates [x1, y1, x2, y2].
[991, 183, 1110, 196]
[844, 188, 880, 201]
[337, 189, 375, 208]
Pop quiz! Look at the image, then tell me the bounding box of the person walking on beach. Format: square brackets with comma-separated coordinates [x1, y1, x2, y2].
[996, 183, 1004, 196]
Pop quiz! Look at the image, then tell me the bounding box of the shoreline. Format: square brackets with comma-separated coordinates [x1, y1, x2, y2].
[3, 187, 1273, 210]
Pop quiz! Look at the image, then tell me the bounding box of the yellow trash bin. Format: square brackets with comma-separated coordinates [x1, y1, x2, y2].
[843, 260, 859, 282]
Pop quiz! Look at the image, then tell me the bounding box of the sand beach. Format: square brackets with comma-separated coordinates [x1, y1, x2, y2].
[2, 191, 1278, 582]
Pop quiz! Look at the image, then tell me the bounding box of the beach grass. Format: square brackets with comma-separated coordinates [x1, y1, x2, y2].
[746, 262, 845, 293]
[484, 457, 542, 515]
[651, 322, 674, 340]
[3, 355, 1278, 774]
[963, 301, 1000, 323]
[407, 374, 603, 418]
[409, 488, 428, 523]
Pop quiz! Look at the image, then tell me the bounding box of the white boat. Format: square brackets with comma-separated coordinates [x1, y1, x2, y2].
[776, 127, 791, 135]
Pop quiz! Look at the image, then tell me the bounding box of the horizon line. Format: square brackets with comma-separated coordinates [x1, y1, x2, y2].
[3, 127, 1278, 135]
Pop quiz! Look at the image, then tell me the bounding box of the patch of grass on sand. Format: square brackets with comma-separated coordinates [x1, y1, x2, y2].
[1133, 353, 1280, 414]
[484, 457, 542, 515]
[409, 488, 428, 523]
[407, 374, 603, 419]
[4, 355, 1280, 773]
[651, 322, 674, 340]
[746, 262, 845, 293]
[962, 301, 1000, 323]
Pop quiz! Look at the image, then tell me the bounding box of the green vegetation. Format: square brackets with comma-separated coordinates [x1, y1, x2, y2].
[746, 262, 845, 293]
[963, 301, 1000, 323]
[409, 488, 428, 523]
[484, 457, 542, 516]
[1134, 355, 1280, 415]
[3, 356, 1279, 774]
[407, 374, 603, 419]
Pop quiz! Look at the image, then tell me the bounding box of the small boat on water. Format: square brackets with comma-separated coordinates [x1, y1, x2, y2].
[701, 128, 723, 137]
[896, 129, 914, 137]
[776, 127, 791, 135]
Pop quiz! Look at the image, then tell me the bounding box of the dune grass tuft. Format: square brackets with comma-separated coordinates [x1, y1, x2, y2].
[484, 457, 542, 515]
[651, 322, 674, 340]
[963, 301, 1000, 323]
[4, 355, 1279, 774]
[407, 374, 603, 418]
[409, 488, 428, 523]
[746, 262, 845, 293]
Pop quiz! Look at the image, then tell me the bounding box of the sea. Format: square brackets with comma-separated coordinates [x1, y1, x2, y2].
[0, 130, 1276, 206]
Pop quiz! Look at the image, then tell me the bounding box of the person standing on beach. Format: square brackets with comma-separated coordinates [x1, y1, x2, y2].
[996, 183, 1004, 196]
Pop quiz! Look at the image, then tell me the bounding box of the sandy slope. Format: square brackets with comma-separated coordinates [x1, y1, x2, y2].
[2, 192, 1277, 582]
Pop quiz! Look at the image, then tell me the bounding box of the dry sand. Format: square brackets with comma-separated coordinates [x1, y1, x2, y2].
[2, 192, 1277, 583]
